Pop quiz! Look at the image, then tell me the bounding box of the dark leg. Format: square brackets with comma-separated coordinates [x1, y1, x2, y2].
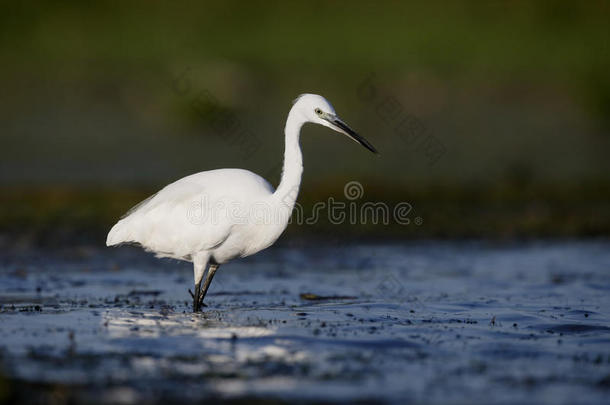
[192, 282, 202, 312]
[192, 253, 208, 313]
[198, 264, 219, 308]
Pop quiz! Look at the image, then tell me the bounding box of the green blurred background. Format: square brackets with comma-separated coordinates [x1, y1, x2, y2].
[1, 0, 609, 242]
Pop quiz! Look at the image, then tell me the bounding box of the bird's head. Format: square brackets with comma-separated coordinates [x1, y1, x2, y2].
[292, 93, 379, 154]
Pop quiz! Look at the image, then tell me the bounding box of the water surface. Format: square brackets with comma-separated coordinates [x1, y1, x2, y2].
[1, 240, 609, 404]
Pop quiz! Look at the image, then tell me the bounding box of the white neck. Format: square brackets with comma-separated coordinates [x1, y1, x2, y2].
[273, 106, 305, 210]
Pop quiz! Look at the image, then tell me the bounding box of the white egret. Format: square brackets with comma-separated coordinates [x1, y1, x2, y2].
[107, 94, 378, 311]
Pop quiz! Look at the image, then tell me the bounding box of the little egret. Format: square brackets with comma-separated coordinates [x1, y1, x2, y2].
[107, 94, 378, 312]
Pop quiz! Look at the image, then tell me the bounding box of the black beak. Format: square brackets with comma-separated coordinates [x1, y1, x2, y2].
[329, 116, 379, 155]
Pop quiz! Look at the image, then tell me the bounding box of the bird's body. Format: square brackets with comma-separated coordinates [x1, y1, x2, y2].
[107, 94, 377, 311]
[107, 169, 281, 262]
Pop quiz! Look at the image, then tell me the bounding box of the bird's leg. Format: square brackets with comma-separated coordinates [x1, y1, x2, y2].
[193, 282, 202, 312]
[198, 264, 219, 308]
[192, 254, 208, 313]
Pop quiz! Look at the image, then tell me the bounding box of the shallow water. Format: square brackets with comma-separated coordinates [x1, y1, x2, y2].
[1, 240, 609, 404]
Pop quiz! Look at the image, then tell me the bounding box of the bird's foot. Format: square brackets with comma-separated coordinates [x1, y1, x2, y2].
[189, 287, 210, 312]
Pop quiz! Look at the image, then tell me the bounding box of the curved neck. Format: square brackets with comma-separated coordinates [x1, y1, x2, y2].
[273, 106, 305, 208]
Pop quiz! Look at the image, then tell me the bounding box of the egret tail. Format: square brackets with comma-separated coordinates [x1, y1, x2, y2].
[106, 220, 131, 246]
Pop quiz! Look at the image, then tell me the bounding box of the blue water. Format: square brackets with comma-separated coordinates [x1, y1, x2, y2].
[0, 240, 609, 404]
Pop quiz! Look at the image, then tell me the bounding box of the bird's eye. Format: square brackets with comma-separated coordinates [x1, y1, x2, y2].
[314, 108, 322, 115]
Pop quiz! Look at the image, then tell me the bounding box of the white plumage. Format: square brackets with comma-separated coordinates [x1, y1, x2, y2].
[107, 94, 378, 311]
[107, 169, 276, 260]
